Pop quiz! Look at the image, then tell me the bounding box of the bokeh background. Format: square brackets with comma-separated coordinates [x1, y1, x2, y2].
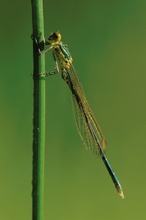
[1, 0, 146, 219]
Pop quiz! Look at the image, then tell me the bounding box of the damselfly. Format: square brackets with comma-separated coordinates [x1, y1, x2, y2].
[44, 32, 124, 199]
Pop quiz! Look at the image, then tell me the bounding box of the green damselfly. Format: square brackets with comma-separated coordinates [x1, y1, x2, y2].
[44, 32, 124, 199]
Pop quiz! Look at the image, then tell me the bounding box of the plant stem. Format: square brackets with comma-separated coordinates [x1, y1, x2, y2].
[31, 0, 45, 219]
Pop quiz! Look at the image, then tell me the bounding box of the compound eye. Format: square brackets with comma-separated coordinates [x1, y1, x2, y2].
[48, 32, 61, 42]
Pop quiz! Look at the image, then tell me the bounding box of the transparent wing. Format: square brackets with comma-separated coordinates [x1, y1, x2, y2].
[67, 65, 107, 158]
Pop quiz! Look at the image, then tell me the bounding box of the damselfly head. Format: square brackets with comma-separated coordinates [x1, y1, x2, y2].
[48, 32, 61, 43]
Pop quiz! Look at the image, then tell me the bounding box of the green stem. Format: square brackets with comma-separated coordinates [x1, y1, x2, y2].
[31, 0, 45, 219]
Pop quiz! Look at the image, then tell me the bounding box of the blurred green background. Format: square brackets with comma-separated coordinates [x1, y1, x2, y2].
[1, 0, 146, 219]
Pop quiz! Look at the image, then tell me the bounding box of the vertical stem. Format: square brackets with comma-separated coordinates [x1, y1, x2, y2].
[31, 0, 45, 219]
